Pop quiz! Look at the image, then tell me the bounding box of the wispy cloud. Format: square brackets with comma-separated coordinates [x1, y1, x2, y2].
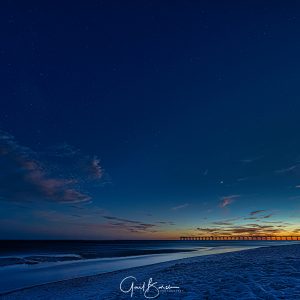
[219, 195, 239, 208]
[171, 203, 189, 211]
[196, 222, 285, 236]
[0, 130, 105, 204]
[212, 221, 233, 226]
[87, 156, 103, 179]
[156, 221, 175, 226]
[102, 216, 157, 233]
[209, 217, 240, 227]
[244, 211, 274, 220]
[240, 156, 262, 164]
[250, 210, 266, 216]
[275, 165, 298, 174]
[262, 213, 273, 219]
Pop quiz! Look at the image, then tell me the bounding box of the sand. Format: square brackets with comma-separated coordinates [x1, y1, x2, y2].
[1, 244, 300, 300]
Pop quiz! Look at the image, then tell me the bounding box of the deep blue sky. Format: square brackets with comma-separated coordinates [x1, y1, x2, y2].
[1, 1, 300, 239]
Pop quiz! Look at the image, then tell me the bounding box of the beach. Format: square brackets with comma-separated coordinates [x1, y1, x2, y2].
[1, 244, 300, 299]
[0, 240, 260, 294]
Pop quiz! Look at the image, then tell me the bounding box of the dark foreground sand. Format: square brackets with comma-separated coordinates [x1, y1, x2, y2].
[1, 244, 300, 300]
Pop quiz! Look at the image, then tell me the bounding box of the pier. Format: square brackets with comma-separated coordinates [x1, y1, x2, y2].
[180, 236, 300, 241]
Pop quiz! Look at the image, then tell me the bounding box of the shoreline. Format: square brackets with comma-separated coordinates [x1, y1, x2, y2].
[2, 244, 300, 299]
[0, 245, 257, 295]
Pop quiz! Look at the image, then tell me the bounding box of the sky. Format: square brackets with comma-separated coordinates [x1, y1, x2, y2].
[1, 1, 300, 239]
